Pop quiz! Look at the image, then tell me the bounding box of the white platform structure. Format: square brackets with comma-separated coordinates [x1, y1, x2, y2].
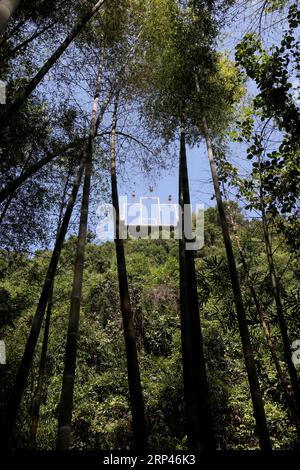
[120, 196, 179, 228]
[96, 194, 204, 249]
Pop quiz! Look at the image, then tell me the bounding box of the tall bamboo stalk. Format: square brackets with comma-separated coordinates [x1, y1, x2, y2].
[202, 116, 271, 451]
[28, 171, 72, 449]
[178, 123, 215, 450]
[0, 157, 85, 448]
[0, 0, 107, 128]
[260, 193, 300, 417]
[109, 93, 147, 451]
[56, 56, 103, 450]
[0, 140, 84, 204]
[27, 284, 53, 450]
[226, 201, 300, 437]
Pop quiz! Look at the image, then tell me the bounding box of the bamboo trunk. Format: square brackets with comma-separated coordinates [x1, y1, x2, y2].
[27, 284, 53, 450]
[56, 59, 103, 450]
[227, 205, 300, 437]
[0, 0, 107, 128]
[0, 22, 53, 63]
[27, 171, 72, 449]
[0, 84, 114, 205]
[178, 123, 215, 450]
[261, 201, 300, 416]
[109, 93, 147, 451]
[0, 140, 83, 204]
[202, 116, 271, 451]
[0, 158, 85, 448]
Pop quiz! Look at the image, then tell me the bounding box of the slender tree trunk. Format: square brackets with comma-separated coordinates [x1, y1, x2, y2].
[0, 150, 39, 223]
[178, 123, 215, 450]
[0, 22, 54, 63]
[260, 198, 300, 416]
[0, 84, 115, 205]
[56, 59, 103, 450]
[109, 94, 147, 451]
[0, 16, 25, 45]
[95, 87, 116, 130]
[0, 192, 12, 223]
[0, 0, 21, 34]
[0, 158, 85, 449]
[202, 116, 271, 451]
[27, 284, 53, 450]
[0, 0, 107, 128]
[27, 171, 71, 449]
[0, 140, 84, 204]
[227, 205, 300, 436]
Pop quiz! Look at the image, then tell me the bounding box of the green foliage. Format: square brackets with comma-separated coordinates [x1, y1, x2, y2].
[1, 207, 299, 449]
[129, 0, 244, 141]
[0, 0, 299, 454]
[235, 4, 300, 141]
[229, 3, 300, 249]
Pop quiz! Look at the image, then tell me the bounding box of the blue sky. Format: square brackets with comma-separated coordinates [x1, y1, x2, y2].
[115, 3, 292, 217]
[118, 141, 214, 209]
[15, 1, 291, 249]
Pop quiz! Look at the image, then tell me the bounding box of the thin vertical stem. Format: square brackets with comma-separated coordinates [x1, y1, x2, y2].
[178, 122, 215, 450]
[110, 92, 148, 451]
[1, 157, 85, 448]
[202, 116, 271, 451]
[56, 54, 103, 450]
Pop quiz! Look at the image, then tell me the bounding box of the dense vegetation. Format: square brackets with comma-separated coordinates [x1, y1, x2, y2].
[0, 207, 299, 450]
[0, 0, 299, 452]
